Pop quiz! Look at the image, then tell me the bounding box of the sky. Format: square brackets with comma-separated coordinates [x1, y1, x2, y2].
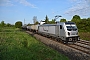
[0, 0, 90, 24]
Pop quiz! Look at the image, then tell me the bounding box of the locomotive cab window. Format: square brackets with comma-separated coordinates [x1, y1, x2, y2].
[60, 25, 62, 29]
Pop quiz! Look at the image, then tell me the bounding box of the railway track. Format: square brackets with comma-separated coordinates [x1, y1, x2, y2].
[59, 40, 90, 55]
[55, 40, 90, 55]
[68, 43, 90, 55]
[42, 33, 90, 55]
[68, 40, 90, 55]
[77, 40, 90, 46]
[26, 31, 90, 55]
[38, 32, 90, 55]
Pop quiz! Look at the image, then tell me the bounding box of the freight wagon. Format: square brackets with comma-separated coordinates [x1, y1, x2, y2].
[27, 24, 39, 33]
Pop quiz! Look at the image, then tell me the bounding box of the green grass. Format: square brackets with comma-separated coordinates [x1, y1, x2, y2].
[79, 32, 90, 41]
[0, 27, 69, 60]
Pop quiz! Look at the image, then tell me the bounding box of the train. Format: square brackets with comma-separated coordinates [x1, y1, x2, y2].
[22, 21, 80, 43]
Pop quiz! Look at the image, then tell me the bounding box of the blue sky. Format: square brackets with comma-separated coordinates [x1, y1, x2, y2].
[0, 0, 90, 24]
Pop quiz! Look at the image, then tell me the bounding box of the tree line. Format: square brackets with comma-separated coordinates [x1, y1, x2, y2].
[0, 15, 90, 32]
[71, 15, 90, 32]
[44, 15, 90, 32]
[0, 21, 14, 27]
[0, 21, 22, 28]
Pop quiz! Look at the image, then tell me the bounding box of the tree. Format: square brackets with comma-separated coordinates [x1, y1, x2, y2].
[87, 18, 90, 20]
[71, 15, 81, 29]
[60, 19, 66, 22]
[71, 15, 81, 23]
[78, 19, 87, 31]
[76, 18, 90, 32]
[49, 19, 55, 24]
[0, 21, 5, 27]
[15, 21, 22, 28]
[45, 15, 49, 24]
[35, 21, 39, 25]
[6, 23, 11, 27]
[27, 23, 31, 26]
[87, 18, 90, 31]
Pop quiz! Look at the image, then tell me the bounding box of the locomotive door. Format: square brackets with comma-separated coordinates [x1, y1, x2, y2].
[59, 25, 65, 40]
[55, 25, 59, 36]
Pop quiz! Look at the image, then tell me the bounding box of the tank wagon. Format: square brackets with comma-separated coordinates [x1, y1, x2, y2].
[27, 24, 39, 33]
[38, 22, 80, 43]
[27, 26, 31, 31]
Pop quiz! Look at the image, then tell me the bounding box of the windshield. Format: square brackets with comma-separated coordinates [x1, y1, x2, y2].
[66, 26, 77, 31]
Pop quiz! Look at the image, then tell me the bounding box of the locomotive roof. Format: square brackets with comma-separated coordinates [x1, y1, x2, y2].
[57, 22, 75, 25]
[65, 22, 75, 24]
[40, 24, 57, 26]
[39, 22, 75, 26]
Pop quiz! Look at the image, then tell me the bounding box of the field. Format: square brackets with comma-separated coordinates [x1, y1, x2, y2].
[0, 27, 69, 60]
[79, 32, 90, 41]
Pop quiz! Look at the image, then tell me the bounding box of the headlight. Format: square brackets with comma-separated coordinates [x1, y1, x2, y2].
[68, 32, 70, 36]
[78, 37, 80, 40]
[76, 32, 78, 35]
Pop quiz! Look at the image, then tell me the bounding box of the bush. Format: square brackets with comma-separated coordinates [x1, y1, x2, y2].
[15, 21, 22, 28]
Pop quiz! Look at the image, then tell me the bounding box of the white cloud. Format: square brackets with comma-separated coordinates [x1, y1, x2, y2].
[0, 0, 14, 6]
[68, 0, 77, 2]
[52, 11, 55, 14]
[65, 0, 90, 16]
[0, 0, 38, 8]
[51, 9, 55, 14]
[19, 0, 38, 8]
